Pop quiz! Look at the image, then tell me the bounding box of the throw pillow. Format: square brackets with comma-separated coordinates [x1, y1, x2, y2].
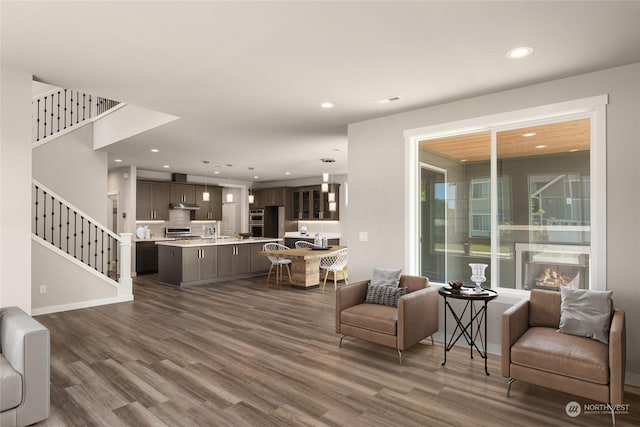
[365, 284, 408, 307]
[371, 268, 402, 287]
[558, 287, 613, 344]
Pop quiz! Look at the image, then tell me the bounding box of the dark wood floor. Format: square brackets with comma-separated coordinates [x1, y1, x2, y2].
[34, 275, 640, 426]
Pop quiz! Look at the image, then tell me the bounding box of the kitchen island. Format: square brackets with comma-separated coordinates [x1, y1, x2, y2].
[156, 237, 281, 287]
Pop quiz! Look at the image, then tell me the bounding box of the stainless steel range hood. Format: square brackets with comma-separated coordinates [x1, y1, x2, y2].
[169, 202, 200, 210]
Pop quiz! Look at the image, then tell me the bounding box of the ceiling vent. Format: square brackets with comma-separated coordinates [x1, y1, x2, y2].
[320, 158, 336, 163]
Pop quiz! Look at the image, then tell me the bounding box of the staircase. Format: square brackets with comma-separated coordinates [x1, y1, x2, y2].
[32, 87, 121, 144]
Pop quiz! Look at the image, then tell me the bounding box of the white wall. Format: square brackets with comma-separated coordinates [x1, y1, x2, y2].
[0, 67, 32, 312]
[31, 240, 120, 313]
[348, 63, 640, 383]
[33, 123, 109, 224]
[93, 104, 178, 150]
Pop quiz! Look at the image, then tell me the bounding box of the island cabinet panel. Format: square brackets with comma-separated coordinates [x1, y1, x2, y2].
[137, 181, 170, 220]
[250, 242, 272, 272]
[170, 183, 196, 204]
[217, 244, 250, 278]
[158, 245, 217, 285]
[136, 241, 159, 274]
[194, 185, 222, 220]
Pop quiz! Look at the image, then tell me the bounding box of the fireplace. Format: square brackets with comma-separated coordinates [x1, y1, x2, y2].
[515, 243, 590, 290]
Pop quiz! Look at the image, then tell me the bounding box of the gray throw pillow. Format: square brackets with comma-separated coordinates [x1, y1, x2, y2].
[558, 287, 613, 344]
[371, 268, 402, 287]
[365, 284, 409, 307]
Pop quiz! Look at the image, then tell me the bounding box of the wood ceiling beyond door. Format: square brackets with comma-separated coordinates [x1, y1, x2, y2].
[419, 119, 590, 162]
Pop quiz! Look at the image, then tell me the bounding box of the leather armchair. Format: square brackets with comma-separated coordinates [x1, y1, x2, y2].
[336, 275, 438, 364]
[0, 307, 50, 427]
[502, 289, 625, 423]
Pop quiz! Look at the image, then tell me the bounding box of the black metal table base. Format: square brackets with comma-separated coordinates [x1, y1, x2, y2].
[439, 288, 497, 376]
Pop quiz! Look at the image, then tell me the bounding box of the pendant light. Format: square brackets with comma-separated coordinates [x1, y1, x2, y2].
[321, 172, 329, 192]
[203, 178, 210, 202]
[248, 187, 254, 204]
[328, 174, 335, 203]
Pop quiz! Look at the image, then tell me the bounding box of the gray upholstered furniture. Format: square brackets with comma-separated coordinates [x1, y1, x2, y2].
[335, 275, 438, 363]
[0, 307, 50, 427]
[502, 289, 625, 424]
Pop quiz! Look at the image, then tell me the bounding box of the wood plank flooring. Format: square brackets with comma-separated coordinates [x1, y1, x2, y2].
[34, 275, 640, 426]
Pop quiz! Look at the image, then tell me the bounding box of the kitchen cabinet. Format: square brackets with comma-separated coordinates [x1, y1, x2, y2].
[250, 187, 287, 208]
[194, 185, 222, 220]
[158, 245, 217, 285]
[250, 189, 265, 208]
[136, 241, 159, 274]
[170, 183, 196, 204]
[284, 237, 340, 249]
[182, 246, 217, 283]
[136, 180, 170, 220]
[217, 244, 251, 278]
[291, 184, 339, 220]
[250, 242, 272, 272]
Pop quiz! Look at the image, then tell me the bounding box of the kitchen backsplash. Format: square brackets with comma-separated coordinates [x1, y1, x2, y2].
[137, 209, 219, 238]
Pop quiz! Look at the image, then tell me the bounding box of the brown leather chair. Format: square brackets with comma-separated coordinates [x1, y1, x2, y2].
[502, 289, 625, 424]
[336, 275, 438, 364]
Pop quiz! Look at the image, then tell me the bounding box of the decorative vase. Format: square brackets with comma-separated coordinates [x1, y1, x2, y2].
[469, 263, 488, 291]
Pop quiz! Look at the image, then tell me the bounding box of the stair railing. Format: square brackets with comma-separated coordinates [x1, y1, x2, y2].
[32, 179, 131, 289]
[32, 88, 120, 143]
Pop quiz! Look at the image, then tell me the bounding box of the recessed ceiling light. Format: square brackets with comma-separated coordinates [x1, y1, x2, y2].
[377, 96, 401, 104]
[535, 145, 547, 149]
[506, 46, 534, 59]
[150, 149, 159, 153]
[114, 159, 122, 162]
[522, 132, 537, 137]
[214, 171, 220, 174]
[285, 172, 291, 175]
[253, 175, 259, 179]
[163, 165, 170, 168]
[320, 102, 334, 109]
[461, 159, 468, 163]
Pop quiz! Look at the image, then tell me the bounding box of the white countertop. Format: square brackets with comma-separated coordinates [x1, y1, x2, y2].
[134, 237, 175, 242]
[156, 237, 282, 248]
[284, 232, 341, 239]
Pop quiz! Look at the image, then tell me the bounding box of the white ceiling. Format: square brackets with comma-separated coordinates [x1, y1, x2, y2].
[3, 1, 639, 182]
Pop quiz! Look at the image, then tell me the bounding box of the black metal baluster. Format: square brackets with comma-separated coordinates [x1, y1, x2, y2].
[87, 221, 91, 267]
[94, 224, 98, 270]
[100, 229, 104, 273]
[75, 91, 80, 124]
[42, 191, 47, 242]
[89, 94, 92, 118]
[43, 96, 47, 138]
[50, 195, 55, 243]
[64, 89, 68, 129]
[58, 201, 62, 249]
[66, 206, 70, 254]
[36, 99, 41, 141]
[57, 91, 61, 133]
[73, 212, 77, 258]
[107, 236, 111, 277]
[50, 95, 54, 136]
[82, 93, 86, 121]
[70, 91, 73, 126]
[34, 186, 39, 236]
[80, 217, 84, 262]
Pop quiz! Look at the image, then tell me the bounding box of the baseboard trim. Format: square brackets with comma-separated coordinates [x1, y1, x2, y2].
[31, 294, 134, 316]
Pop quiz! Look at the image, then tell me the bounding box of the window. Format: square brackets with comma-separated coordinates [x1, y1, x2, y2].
[406, 96, 607, 292]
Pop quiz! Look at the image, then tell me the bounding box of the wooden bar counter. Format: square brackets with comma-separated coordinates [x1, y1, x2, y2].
[259, 245, 346, 289]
